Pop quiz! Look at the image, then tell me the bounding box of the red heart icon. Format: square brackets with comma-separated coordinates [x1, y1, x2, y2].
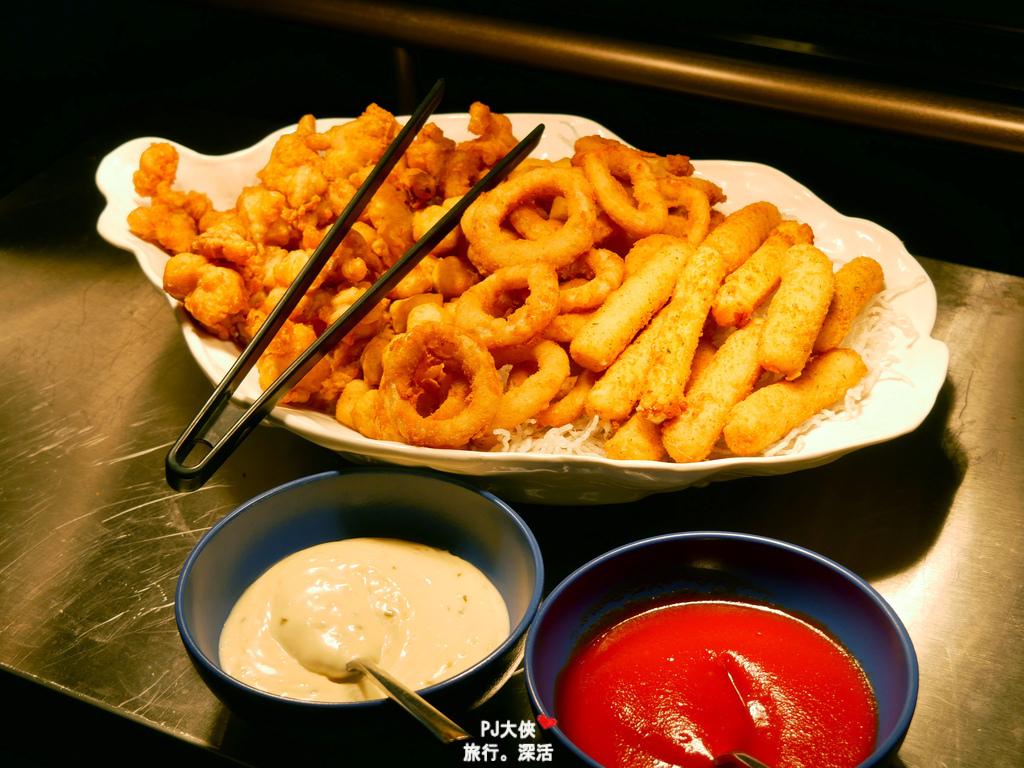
[537, 714, 558, 730]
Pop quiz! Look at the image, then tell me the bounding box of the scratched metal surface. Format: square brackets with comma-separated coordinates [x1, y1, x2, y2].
[0, 147, 1022, 767]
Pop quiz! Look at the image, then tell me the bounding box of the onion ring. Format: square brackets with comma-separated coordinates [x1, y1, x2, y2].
[461, 166, 598, 273]
[533, 368, 598, 427]
[557, 248, 626, 312]
[489, 340, 572, 431]
[542, 309, 596, 343]
[659, 180, 713, 244]
[379, 322, 501, 448]
[453, 262, 560, 349]
[578, 144, 668, 238]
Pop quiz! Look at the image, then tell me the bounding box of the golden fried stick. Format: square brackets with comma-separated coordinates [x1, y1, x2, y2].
[635, 245, 728, 423]
[701, 201, 782, 274]
[813, 256, 885, 353]
[583, 282, 718, 422]
[570, 241, 692, 371]
[603, 340, 717, 460]
[723, 348, 867, 456]
[712, 220, 814, 327]
[604, 412, 666, 461]
[632, 203, 781, 422]
[758, 244, 836, 379]
[661, 320, 765, 463]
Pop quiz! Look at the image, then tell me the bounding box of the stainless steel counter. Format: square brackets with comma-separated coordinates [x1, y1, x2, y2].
[0, 133, 1021, 767]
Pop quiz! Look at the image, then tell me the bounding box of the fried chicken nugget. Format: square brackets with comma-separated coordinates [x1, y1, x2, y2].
[570, 241, 692, 372]
[702, 201, 782, 274]
[603, 340, 716, 460]
[712, 220, 815, 327]
[813, 256, 885, 353]
[758, 244, 836, 379]
[723, 348, 868, 456]
[162, 253, 249, 340]
[661, 320, 765, 463]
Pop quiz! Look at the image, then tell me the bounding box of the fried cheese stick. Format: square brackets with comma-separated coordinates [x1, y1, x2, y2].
[712, 220, 815, 328]
[584, 258, 718, 423]
[636, 244, 728, 423]
[570, 241, 692, 371]
[661, 320, 765, 463]
[702, 201, 782, 274]
[723, 347, 867, 456]
[603, 340, 717, 460]
[758, 243, 835, 379]
[634, 202, 781, 423]
[813, 256, 885, 353]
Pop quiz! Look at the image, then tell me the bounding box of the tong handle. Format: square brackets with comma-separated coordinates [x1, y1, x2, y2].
[166, 115, 545, 491]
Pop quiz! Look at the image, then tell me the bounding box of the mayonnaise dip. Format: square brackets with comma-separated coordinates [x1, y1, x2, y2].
[218, 537, 510, 702]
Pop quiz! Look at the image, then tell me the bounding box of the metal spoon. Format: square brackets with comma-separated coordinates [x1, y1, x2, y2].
[346, 657, 471, 744]
[714, 751, 773, 768]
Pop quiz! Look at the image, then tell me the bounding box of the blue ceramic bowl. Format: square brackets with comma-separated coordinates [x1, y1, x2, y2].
[176, 468, 543, 728]
[525, 532, 917, 768]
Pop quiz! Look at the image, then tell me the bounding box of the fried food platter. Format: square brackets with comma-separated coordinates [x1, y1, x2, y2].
[96, 113, 949, 504]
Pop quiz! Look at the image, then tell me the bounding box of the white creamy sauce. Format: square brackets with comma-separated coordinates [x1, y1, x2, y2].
[219, 537, 510, 702]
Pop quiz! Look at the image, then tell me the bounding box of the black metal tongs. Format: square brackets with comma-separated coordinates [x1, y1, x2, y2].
[165, 79, 544, 491]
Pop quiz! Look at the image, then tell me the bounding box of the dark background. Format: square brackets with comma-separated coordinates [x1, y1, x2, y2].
[4, 0, 1024, 278]
[1, 1, 1021, 766]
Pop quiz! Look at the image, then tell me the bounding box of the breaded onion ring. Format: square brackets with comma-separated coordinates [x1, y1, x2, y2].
[533, 368, 598, 428]
[490, 340, 572, 432]
[557, 249, 626, 312]
[461, 166, 598, 273]
[379, 322, 501, 448]
[579, 144, 669, 238]
[542, 310, 597, 343]
[453, 262, 560, 349]
[659, 178, 713, 245]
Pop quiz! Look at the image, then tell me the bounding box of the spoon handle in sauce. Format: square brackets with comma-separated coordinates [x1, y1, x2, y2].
[347, 658, 471, 744]
[714, 752, 774, 768]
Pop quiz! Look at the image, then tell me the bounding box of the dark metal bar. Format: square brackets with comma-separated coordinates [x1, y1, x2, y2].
[200, 0, 1024, 153]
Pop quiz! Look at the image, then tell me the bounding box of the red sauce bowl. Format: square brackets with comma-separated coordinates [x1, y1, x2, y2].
[524, 532, 917, 768]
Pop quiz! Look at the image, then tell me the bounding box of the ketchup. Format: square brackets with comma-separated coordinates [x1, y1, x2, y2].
[554, 598, 877, 768]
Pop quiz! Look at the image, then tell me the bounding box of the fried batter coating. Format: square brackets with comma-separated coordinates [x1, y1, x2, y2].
[132, 142, 178, 197]
[235, 185, 292, 247]
[163, 253, 249, 340]
[723, 348, 867, 456]
[307, 103, 401, 182]
[134, 102, 887, 457]
[604, 412, 666, 461]
[712, 220, 815, 328]
[702, 201, 782, 274]
[458, 102, 519, 177]
[256, 114, 328, 211]
[813, 256, 885, 353]
[191, 210, 257, 265]
[256, 320, 333, 405]
[603, 339, 716, 460]
[636, 243, 729, 423]
[661, 320, 764, 463]
[758, 244, 836, 379]
[571, 241, 691, 372]
[128, 143, 212, 254]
